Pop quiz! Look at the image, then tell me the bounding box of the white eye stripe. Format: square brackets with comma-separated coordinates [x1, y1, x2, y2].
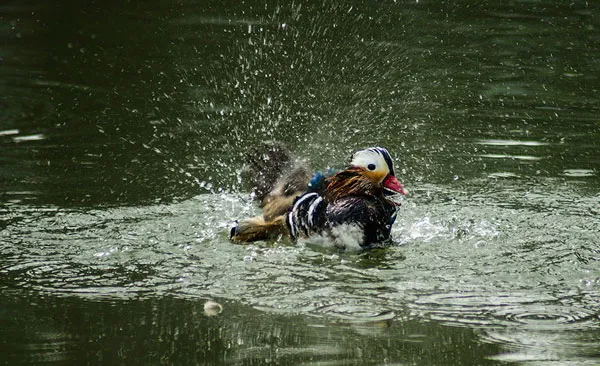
[350, 149, 389, 176]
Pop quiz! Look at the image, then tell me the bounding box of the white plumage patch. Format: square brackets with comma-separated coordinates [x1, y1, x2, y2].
[350, 147, 394, 183]
[307, 196, 323, 227]
[303, 223, 364, 251]
[288, 192, 319, 239]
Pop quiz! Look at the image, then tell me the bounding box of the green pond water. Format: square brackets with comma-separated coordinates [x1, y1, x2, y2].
[1, 1, 599, 364]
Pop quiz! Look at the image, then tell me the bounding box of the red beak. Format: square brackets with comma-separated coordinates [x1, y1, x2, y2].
[383, 175, 409, 196]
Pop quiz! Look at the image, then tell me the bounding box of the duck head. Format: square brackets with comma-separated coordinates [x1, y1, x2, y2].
[350, 147, 409, 196]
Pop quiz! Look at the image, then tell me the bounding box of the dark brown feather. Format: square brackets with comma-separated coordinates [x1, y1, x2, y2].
[261, 164, 311, 220]
[232, 145, 311, 243]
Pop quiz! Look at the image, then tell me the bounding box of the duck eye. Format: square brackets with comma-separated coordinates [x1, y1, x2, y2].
[367, 163, 376, 171]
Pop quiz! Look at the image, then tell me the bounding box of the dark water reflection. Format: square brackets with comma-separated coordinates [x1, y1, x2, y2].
[1, 290, 505, 365]
[2, 0, 598, 205]
[1, 0, 600, 364]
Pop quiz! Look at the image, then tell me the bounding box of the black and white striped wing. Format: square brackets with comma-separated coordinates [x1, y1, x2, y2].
[287, 192, 327, 240]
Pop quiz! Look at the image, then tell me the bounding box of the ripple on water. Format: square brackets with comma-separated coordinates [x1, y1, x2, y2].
[12, 133, 46, 143]
[491, 303, 599, 330]
[409, 288, 600, 363]
[482, 299, 600, 363]
[562, 169, 596, 177]
[474, 139, 550, 147]
[0, 194, 255, 299]
[410, 290, 599, 329]
[2, 189, 599, 334]
[0, 257, 178, 298]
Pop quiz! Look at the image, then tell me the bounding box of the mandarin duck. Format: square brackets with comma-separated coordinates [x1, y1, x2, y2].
[231, 146, 408, 248]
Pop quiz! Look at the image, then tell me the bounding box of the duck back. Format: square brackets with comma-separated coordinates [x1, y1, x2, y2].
[287, 192, 398, 248]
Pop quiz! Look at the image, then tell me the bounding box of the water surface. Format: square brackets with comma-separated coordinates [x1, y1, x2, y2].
[1, 0, 599, 364]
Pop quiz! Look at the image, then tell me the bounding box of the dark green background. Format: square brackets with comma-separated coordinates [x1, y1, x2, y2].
[1, 1, 599, 364]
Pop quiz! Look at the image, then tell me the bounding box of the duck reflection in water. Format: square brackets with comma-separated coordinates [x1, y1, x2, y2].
[231, 143, 408, 249]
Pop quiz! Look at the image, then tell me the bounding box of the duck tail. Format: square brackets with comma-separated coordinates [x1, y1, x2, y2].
[241, 141, 294, 201]
[230, 215, 288, 243]
[233, 141, 313, 243]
